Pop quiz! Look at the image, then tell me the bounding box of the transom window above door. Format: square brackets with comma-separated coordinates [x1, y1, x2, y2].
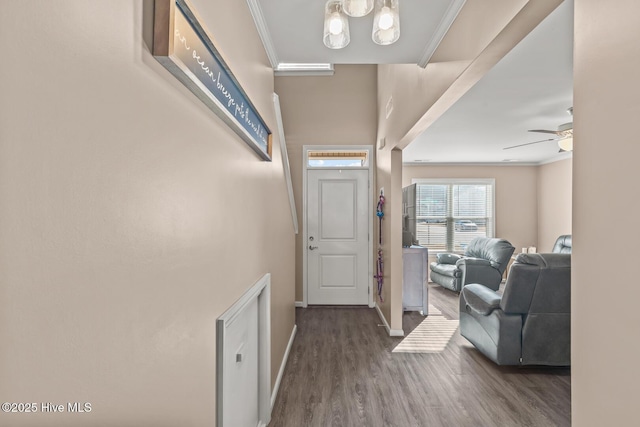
[307, 150, 369, 168]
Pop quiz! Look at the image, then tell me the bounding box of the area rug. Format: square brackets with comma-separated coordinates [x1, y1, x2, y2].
[392, 305, 459, 353]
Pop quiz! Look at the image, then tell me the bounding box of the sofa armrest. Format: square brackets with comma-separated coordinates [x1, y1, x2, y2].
[457, 258, 503, 291]
[456, 257, 492, 267]
[462, 284, 502, 315]
[436, 253, 462, 264]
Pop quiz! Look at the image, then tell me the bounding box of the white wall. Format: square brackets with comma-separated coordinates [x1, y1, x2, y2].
[0, 1, 295, 425]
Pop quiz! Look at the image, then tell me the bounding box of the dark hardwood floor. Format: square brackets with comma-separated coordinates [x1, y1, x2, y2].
[269, 283, 571, 427]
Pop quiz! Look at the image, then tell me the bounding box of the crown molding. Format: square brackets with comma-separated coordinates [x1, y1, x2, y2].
[403, 153, 573, 167]
[246, 0, 279, 69]
[403, 161, 540, 167]
[417, 0, 467, 68]
[537, 152, 573, 165]
[274, 63, 335, 77]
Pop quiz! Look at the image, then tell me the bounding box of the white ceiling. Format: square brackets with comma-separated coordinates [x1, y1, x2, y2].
[254, 0, 465, 65]
[404, 0, 574, 164]
[252, 0, 574, 165]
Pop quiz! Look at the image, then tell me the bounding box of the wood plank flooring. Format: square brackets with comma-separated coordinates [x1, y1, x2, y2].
[269, 283, 571, 427]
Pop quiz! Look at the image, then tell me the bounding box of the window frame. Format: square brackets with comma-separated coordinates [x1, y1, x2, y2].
[411, 178, 496, 253]
[306, 149, 370, 169]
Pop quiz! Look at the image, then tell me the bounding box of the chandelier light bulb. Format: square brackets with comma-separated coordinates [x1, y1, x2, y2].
[372, 0, 400, 46]
[329, 12, 344, 35]
[378, 6, 394, 30]
[323, 0, 350, 49]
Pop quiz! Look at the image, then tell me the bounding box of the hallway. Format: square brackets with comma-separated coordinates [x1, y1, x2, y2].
[270, 284, 571, 427]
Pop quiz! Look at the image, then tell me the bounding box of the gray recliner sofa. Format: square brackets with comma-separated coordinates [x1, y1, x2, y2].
[552, 234, 572, 253]
[459, 253, 571, 366]
[429, 237, 515, 292]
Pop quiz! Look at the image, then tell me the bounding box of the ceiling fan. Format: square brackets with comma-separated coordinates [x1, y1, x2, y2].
[504, 107, 574, 152]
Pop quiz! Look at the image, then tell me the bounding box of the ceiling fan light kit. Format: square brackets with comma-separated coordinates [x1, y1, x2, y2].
[556, 122, 573, 152]
[505, 107, 574, 152]
[323, 0, 400, 49]
[558, 137, 573, 152]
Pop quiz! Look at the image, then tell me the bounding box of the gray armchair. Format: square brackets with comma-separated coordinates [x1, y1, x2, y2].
[552, 234, 572, 253]
[460, 253, 571, 366]
[429, 237, 515, 292]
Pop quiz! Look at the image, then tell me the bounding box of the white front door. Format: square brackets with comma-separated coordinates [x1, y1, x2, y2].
[307, 169, 369, 305]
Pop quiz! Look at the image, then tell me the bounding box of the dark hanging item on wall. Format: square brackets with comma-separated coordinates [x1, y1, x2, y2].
[376, 190, 385, 245]
[374, 249, 384, 303]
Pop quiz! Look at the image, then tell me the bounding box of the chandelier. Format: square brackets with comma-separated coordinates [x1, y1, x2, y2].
[323, 0, 400, 49]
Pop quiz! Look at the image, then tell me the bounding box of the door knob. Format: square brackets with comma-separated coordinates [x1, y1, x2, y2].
[309, 245, 318, 250]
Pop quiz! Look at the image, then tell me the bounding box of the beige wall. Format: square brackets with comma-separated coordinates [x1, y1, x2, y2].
[389, 150, 404, 331]
[537, 158, 572, 251]
[374, 147, 404, 332]
[274, 65, 378, 301]
[375, 148, 393, 322]
[403, 165, 539, 252]
[0, 1, 295, 425]
[573, 0, 640, 424]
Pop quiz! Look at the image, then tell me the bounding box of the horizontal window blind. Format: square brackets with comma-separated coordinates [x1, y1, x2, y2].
[414, 179, 495, 252]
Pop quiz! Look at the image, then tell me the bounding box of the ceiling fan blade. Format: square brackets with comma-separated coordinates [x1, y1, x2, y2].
[528, 129, 562, 135]
[503, 138, 556, 150]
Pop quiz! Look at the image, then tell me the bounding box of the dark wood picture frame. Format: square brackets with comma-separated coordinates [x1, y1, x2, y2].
[153, 0, 272, 161]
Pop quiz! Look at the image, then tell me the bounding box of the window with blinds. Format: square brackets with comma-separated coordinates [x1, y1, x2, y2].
[413, 179, 495, 252]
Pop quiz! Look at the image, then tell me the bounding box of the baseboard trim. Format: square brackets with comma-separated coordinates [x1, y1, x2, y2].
[271, 324, 297, 409]
[294, 301, 305, 308]
[374, 304, 404, 337]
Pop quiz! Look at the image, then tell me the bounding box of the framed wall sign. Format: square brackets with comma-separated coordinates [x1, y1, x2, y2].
[153, 0, 272, 161]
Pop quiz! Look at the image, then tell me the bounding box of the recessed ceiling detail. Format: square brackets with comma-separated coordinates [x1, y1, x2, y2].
[248, 0, 574, 165]
[248, 0, 467, 68]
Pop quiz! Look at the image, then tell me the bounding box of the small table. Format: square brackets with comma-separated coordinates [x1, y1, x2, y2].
[402, 246, 429, 316]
